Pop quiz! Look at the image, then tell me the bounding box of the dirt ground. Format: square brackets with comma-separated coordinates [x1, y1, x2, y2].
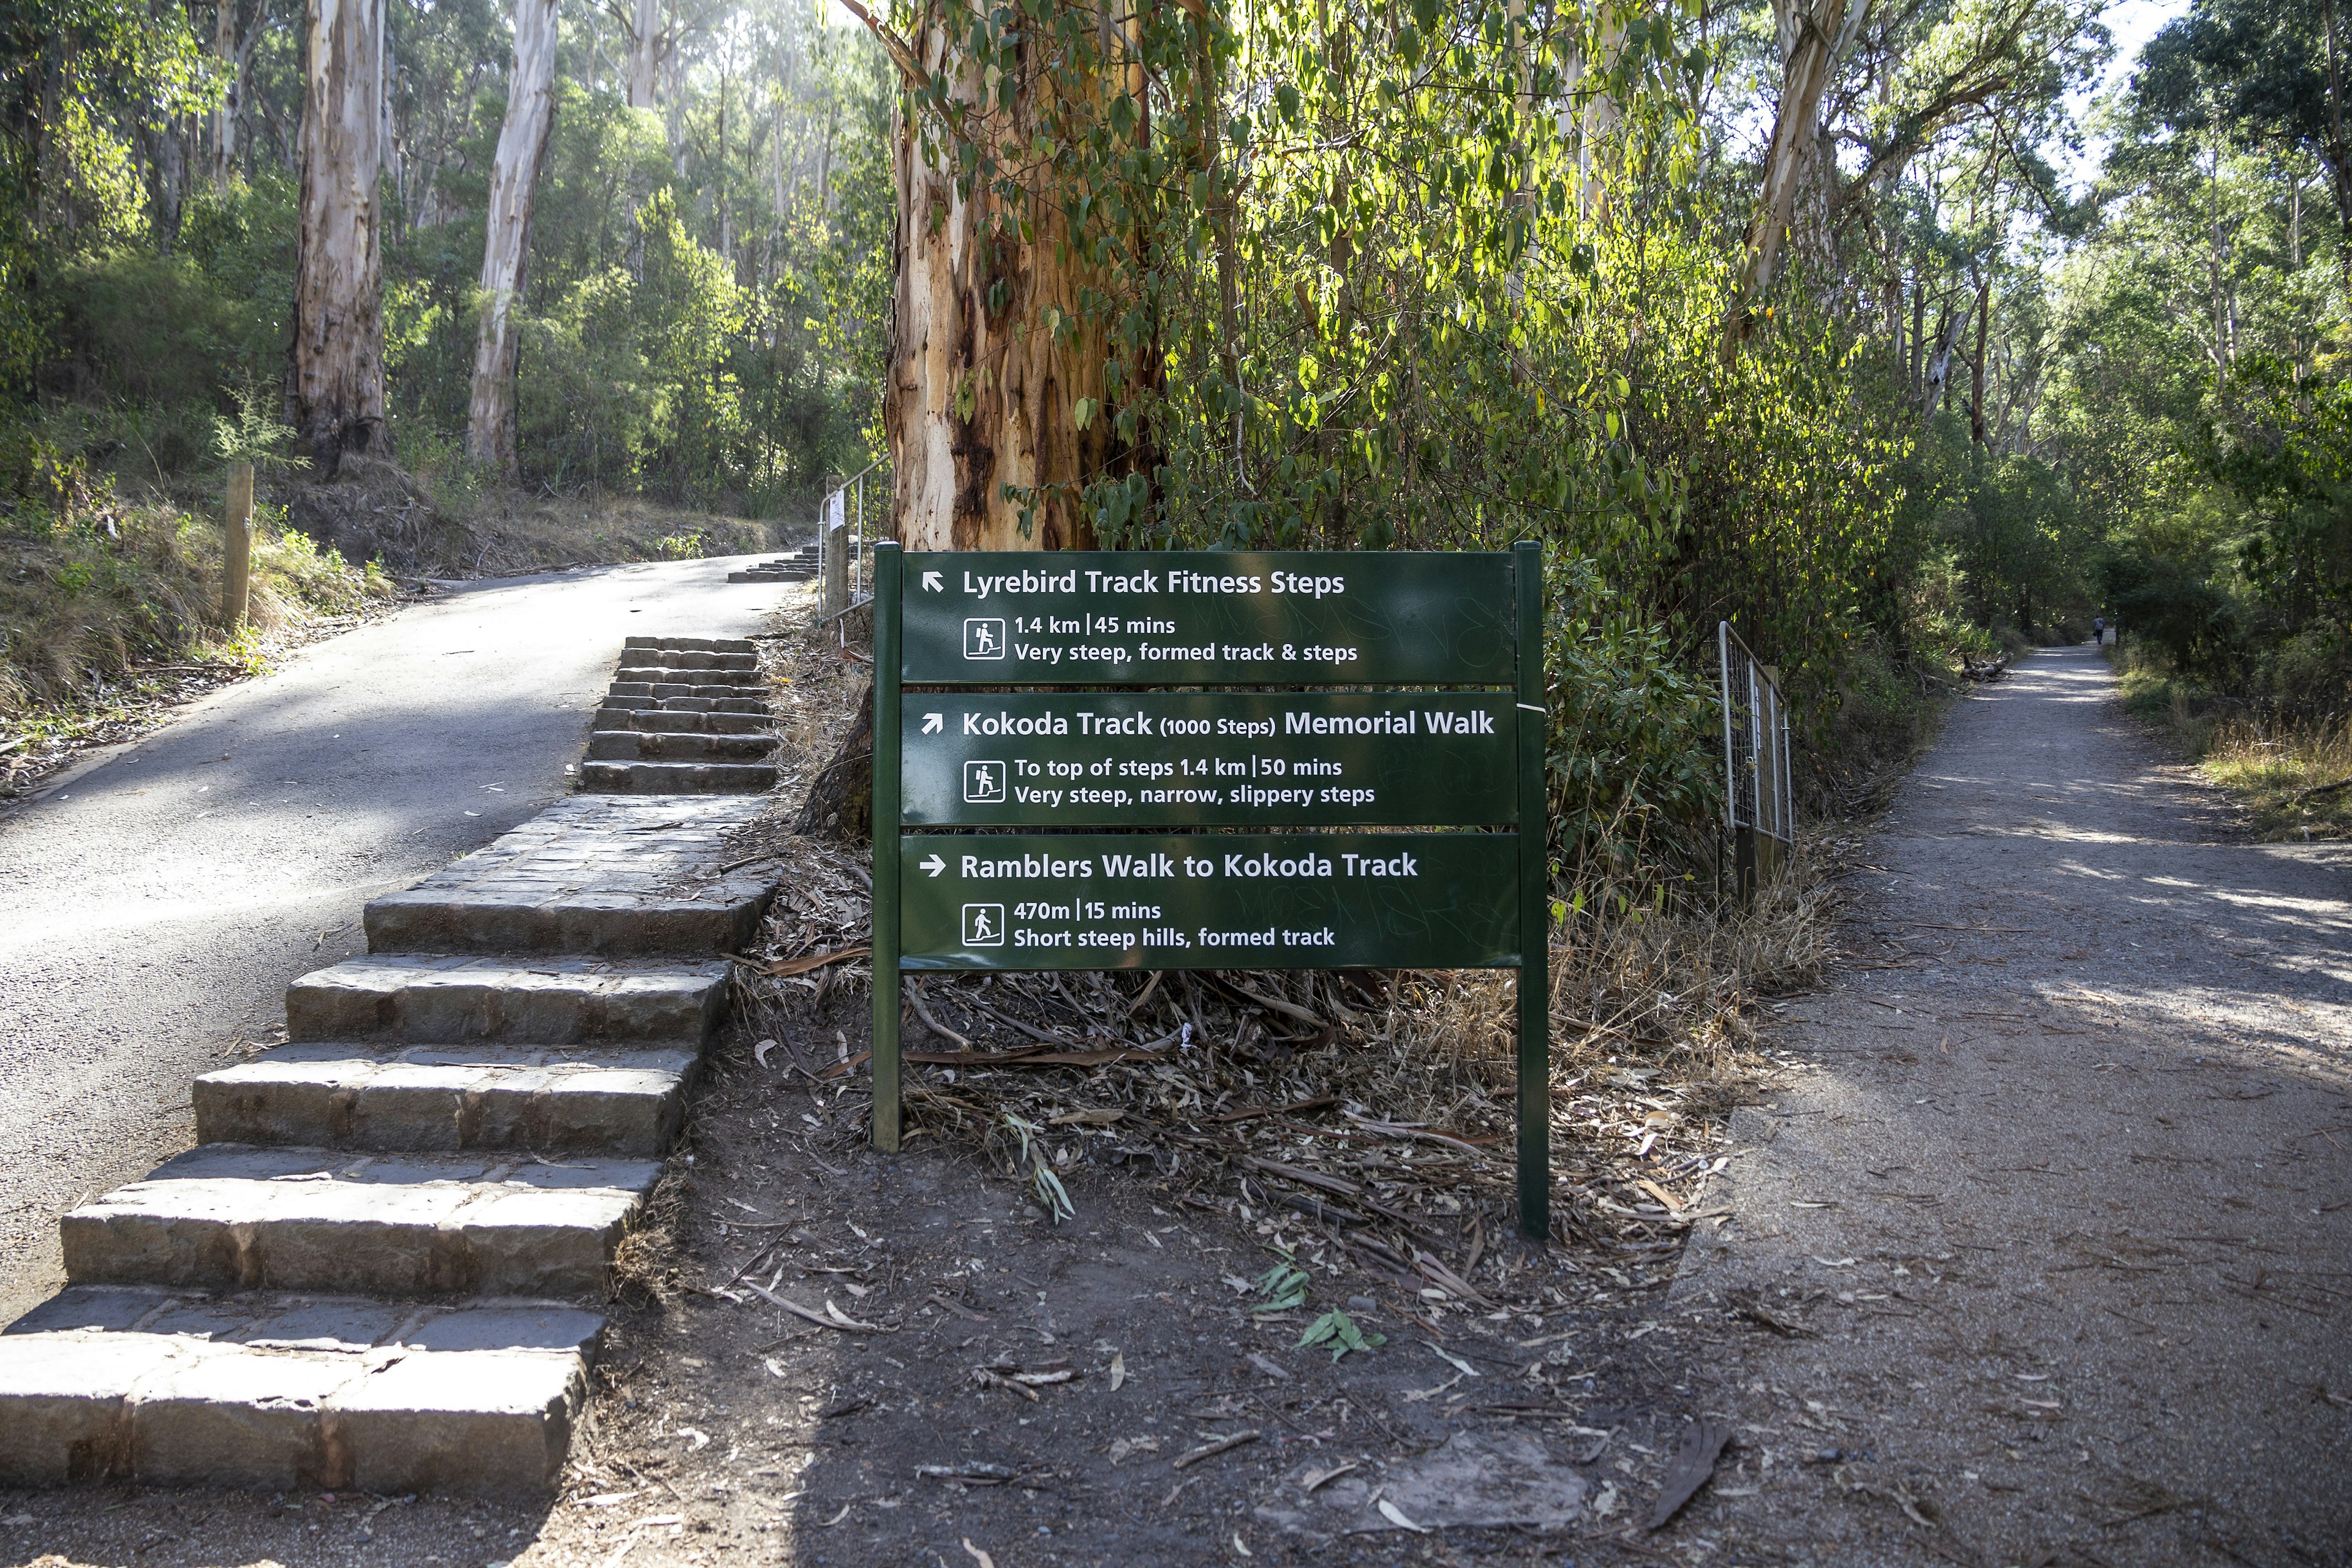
[1670, 643, 2352, 1567]
[7, 644, 2343, 1568]
[0, 1094, 1727, 1568]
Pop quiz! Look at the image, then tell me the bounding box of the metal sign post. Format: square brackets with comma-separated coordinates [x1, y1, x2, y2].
[872, 543, 1553, 1238]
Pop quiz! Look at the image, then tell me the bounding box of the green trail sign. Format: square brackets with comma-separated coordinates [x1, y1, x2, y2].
[872, 545, 1554, 1239]
[901, 692, 1517, 827]
[899, 551, 1515, 685]
[897, 832, 1520, 970]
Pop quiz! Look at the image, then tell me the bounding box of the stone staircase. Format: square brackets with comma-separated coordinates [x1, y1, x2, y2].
[0, 642, 784, 1498]
[726, 543, 818, 584]
[581, 635, 780, 794]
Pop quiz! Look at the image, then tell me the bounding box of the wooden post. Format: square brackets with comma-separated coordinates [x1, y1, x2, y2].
[222, 461, 254, 628]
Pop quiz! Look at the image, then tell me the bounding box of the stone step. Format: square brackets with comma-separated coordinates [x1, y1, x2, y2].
[61, 1146, 660, 1298]
[605, 679, 769, 702]
[287, 955, 729, 1046]
[12, 1285, 604, 1357]
[612, 663, 764, 687]
[622, 635, 754, 656]
[578, 760, 777, 794]
[608, 649, 755, 673]
[0, 1308, 589, 1496]
[593, 706, 773, 736]
[362, 795, 777, 956]
[194, 1043, 696, 1156]
[600, 692, 771, 715]
[584, 729, 775, 763]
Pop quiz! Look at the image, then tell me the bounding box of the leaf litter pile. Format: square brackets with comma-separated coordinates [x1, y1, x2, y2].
[723, 614, 1846, 1323]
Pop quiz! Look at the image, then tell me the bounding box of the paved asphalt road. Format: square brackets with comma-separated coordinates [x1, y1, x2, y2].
[0, 552, 790, 1321]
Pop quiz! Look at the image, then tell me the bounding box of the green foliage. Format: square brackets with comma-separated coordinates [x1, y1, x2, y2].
[210, 382, 296, 472]
[1251, 1261, 1310, 1313]
[1297, 1308, 1383, 1361]
[2038, 0, 2351, 716]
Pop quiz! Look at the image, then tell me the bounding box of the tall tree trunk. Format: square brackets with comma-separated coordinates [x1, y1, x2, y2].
[1920, 305, 1962, 413]
[871, 4, 1131, 552]
[626, 0, 659, 108]
[291, 0, 390, 474]
[2324, 0, 2352, 288]
[1968, 274, 1989, 447]
[143, 117, 187, 251]
[1717, 0, 1859, 364]
[466, 0, 559, 478]
[1908, 276, 1924, 395]
[1574, 2, 1627, 221]
[212, 0, 237, 190]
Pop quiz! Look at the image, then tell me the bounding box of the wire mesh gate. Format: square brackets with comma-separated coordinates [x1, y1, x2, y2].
[1717, 620, 1793, 895]
[817, 459, 887, 616]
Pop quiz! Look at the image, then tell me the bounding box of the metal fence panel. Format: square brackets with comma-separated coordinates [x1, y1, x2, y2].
[1717, 622, 1793, 847]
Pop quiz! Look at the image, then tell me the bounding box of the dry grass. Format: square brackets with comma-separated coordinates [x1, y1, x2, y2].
[724, 604, 1851, 1315]
[279, 454, 797, 580]
[2199, 714, 2352, 842]
[424, 489, 791, 579]
[1, 495, 405, 801]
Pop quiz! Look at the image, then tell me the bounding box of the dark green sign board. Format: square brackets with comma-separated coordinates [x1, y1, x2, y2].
[897, 832, 1520, 970]
[899, 551, 1515, 686]
[871, 543, 1553, 1240]
[902, 692, 1517, 827]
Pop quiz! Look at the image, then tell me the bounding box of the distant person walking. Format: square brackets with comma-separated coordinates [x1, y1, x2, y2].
[2092, 614, 2106, 646]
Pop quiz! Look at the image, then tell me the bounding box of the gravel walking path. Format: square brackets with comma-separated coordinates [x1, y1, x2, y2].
[1673, 643, 2352, 1564]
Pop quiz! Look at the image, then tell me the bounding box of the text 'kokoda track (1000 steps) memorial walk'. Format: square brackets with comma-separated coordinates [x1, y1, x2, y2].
[867, 543, 1559, 1235]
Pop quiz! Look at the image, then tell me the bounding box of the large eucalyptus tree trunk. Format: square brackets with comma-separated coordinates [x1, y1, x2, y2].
[291, 0, 390, 473]
[856, 1, 1145, 553]
[467, 0, 559, 478]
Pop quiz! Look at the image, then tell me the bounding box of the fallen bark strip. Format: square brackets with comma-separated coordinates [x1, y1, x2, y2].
[1219, 979, 1324, 1027]
[1210, 1095, 1338, 1125]
[1344, 1112, 1494, 1158]
[967, 996, 1092, 1050]
[742, 1280, 890, 1333]
[1171, 1430, 1260, 1471]
[906, 983, 972, 1047]
[729, 946, 870, 978]
[821, 1044, 1173, 1079]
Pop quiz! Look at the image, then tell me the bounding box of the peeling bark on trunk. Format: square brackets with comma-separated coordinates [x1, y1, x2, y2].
[880, 10, 1134, 553]
[467, 0, 559, 478]
[292, 0, 390, 475]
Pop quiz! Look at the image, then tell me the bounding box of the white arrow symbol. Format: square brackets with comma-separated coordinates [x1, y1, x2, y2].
[921, 712, 943, 734]
[919, 853, 946, 877]
[920, 570, 944, 592]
